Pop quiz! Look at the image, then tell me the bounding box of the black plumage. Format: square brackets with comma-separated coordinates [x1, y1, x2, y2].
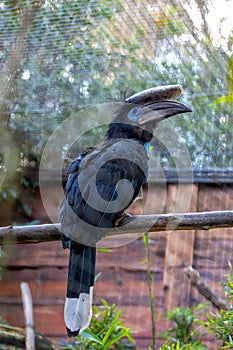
[60, 85, 191, 336]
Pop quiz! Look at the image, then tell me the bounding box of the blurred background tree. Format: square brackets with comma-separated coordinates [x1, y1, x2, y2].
[0, 0, 232, 187]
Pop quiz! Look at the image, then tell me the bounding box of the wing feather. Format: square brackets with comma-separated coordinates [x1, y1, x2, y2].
[61, 139, 148, 245]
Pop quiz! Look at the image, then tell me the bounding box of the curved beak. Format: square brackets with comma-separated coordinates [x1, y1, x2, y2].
[138, 100, 192, 125]
[125, 84, 192, 125]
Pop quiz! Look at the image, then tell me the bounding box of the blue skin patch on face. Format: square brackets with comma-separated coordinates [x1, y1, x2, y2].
[127, 107, 150, 153]
[127, 107, 141, 122]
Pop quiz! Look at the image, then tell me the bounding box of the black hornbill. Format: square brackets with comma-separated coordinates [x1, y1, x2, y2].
[60, 85, 191, 337]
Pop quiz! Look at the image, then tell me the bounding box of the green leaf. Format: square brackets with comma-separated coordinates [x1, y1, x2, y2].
[79, 329, 103, 345]
[101, 310, 121, 345]
[212, 94, 233, 105]
[94, 271, 102, 282]
[97, 248, 113, 252]
[103, 328, 134, 349]
[143, 232, 149, 248]
[229, 56, 233, 94]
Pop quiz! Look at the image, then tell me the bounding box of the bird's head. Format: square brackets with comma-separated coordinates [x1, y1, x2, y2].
[106, 85, 191, 144]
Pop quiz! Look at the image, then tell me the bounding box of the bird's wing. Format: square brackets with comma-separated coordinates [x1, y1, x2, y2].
[61, 147, 94, 248]
[60, 139, 148, 245]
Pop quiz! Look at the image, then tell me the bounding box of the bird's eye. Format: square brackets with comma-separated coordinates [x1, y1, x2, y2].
[127, 107, 141, 121]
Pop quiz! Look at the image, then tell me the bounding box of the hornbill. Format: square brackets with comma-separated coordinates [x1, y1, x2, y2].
[60, 85, 191, 337]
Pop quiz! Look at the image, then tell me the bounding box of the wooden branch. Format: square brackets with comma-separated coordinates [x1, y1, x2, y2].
[20, 283, 35, 350]
[185, 266, 228, 311]
[0, 224, 61, 244]
[0, 324, 55, 349]
[0, 211, 233, 245]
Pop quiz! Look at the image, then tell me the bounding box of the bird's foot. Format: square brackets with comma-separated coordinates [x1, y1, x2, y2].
[115, 212, 132, 227]
[62, 235, 71, 249]
[134, 196, 143, 203]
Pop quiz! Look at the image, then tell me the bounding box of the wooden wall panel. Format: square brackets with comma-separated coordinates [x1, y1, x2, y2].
[191, 184, 233, 308]
[1, 183, 233, 349]
[0, 232, 167, 348]
[163, 184, 198, 310]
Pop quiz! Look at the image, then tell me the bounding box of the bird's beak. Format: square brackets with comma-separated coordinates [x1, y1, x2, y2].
[137, 100, 192, 125]
[125, 85, 192, 126]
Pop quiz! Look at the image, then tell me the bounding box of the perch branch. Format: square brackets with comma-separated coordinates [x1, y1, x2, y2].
[0, 211, 233, 245]
[185, 266, 228, 311]
[0, 324, 55, 349]
[20, 282, 35, 350]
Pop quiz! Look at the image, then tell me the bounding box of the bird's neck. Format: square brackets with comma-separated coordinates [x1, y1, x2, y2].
[106, 122, 153, 146]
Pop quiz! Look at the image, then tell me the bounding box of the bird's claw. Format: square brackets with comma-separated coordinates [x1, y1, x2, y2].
[115, 212, 132, 227]
[62, 235, 71, 249]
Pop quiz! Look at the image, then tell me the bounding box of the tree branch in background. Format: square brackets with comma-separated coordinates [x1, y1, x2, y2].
[0, 2, 41, 124]
[185, 266, 228, 311]
[20, 282, 35, 350]
[0, 2, 42, 189]
[0, 211, 233, 245]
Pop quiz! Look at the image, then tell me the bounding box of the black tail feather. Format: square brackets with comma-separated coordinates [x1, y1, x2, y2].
[64, 241, 96, 336]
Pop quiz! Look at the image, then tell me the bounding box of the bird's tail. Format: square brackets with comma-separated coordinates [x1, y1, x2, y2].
[64, 241, 96, 337]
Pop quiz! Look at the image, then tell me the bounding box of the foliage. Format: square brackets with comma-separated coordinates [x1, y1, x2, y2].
[0, 0, 233, 210]
[199, 263, 233, 348]
[202, 310, 233, 348]
[58, 299, 135, 350]
[0, 169, 37, 218]
[160, 268, 233, 349]
[2, 270, 233, 349]
[159, 342, 203, 350]
[0, 0, 232, 171]
[0, 316, 8, 325]
[222, 261, 233, 307]
[161, 305, 207, 349]
[213, 55, 233, 105]
[1, 1, 233, 341]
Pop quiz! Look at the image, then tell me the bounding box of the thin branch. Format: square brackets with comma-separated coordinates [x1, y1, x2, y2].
[143, 233, 156, 349]
[0, 324, 55, 350]
[20, 283, 35, 350]
[185, 266, 229, 311]
[0, 211, 233, 245]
